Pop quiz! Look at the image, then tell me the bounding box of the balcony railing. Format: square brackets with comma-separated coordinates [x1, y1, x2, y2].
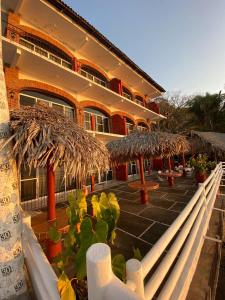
[80, 69, 107, 87]
[19, 38, 72, 70]
[87, 162, 225, 300]
[122, 91, 132, 100]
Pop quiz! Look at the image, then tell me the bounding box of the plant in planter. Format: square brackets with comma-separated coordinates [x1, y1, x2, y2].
[189, 154, 216, 183]
[49, 190, 140, 300]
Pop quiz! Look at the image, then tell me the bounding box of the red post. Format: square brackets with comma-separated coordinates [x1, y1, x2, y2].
[182, 152, 186, 177]
[139, 156, 145, 185]
[91, 175, 95, 192]
[47, 163, 61, 261]
[47, 163, 56, 221]
[139, 156, 148, 204]
[168, 156, 172, 172]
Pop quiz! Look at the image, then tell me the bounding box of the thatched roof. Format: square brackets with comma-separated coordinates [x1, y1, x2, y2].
[5, 105, 109, 183]
[107, 131, 190, 164]
[190, 131, 225, 160]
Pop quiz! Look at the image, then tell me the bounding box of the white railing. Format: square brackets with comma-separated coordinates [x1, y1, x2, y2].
[80, 69, 107, 87]
[87, 162, 225, 300]
[122, 91, 132, 100]
[22, 218, 60, 300]
[19, 37, 72, 70]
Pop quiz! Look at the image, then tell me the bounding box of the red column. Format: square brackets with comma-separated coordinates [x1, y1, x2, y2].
[168, 156, 172, 172]
[91, 175, 95, 192]
[182, 152, 186, 176]
[47, 163, 61, 261]
[47, 163, 56, 221]
[139, 156, 148, 204]
[139, 156, 145, 185]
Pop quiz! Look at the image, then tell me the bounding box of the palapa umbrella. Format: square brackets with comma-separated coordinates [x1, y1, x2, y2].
[107, 130, 190, 203]
[3, 104, 109, 255]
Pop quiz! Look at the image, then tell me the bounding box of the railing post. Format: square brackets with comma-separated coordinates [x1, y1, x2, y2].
[126, 259, 145, 298]
[87, 243, 112, 300]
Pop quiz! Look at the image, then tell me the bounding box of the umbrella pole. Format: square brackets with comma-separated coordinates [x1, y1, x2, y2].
[182, 152, 186, 177]
[91, 175, 95, 192]
[168, 156, 172, 172]
[47, 163, 61, 261]
[138, 156, 148, 204]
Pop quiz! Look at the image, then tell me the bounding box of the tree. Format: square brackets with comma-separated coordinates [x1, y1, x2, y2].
[0, 2, 27, 298]
[153, 92, 193, 133]
[187, 93, 225, 132]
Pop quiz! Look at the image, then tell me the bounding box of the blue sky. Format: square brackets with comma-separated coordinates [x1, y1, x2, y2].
[65, 0, 225, 95]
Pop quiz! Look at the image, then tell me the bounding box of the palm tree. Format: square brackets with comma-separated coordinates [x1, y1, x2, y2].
[0, 2, 27, 298]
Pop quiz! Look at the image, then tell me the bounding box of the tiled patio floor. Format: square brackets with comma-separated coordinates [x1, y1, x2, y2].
[32, 173, 197, 259]
[88, 174, 197, 259]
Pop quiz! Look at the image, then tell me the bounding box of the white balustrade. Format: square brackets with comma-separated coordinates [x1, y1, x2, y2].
[22, 220, 60, 300]
[87, 162, 225, 300]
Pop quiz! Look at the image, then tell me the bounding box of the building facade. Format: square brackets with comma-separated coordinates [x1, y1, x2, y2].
[1, 0, 165, 206]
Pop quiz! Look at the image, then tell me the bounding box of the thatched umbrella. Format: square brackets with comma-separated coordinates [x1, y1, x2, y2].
[107, 131, 190, 203]
[3, 104, 109, 255]
[190, 131, 225, 161]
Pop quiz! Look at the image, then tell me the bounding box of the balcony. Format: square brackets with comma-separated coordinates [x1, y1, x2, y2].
[19, 37, 72, 70]
[80, 68, 107, 88]
[122, 91, 132, 100]
[2, 25, 165, 121]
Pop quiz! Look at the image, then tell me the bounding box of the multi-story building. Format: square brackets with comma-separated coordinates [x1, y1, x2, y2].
[1, 0, 165, 206]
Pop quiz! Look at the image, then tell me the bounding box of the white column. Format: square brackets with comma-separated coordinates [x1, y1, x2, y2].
[0, 1, 27, 298]
[86, 243, 112, 300]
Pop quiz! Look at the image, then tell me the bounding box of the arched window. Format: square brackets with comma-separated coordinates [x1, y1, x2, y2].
[19, 35, 72, 69]
[135, 95, 144, 106]
[80, 65, 108, 87]
[20, 90, 75, 120]
[126, 117, 134, 134]
[84, 107, 110, 133]
[122, 86, 132, 100]
[137, 122, 148, 132]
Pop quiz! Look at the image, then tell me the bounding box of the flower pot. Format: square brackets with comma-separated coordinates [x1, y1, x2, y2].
[195, 172, 206, 184]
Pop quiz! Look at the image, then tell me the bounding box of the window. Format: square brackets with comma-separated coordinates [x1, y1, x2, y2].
[126, 119, 134, 134]
[128, 162, 137, 176]
[20, 165, 76, 203]
[122, 87, 132, 100]
[137, 123, 148, 132]
[135, 96, 144, 106]
[84, 108, 109, 133]
[20, 91, 75, 121]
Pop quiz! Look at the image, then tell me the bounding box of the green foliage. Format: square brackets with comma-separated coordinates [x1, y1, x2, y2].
[75, 217, 108, 280]
[48, 224, 62, 243]
[112, 254, 126, 282]
[49, 190, 123, 296]
[189, 154, 216, 174]
[133, 247, 142, 261]
[91, 192, 120, 243]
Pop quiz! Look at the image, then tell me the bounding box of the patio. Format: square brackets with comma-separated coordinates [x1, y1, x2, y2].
[32, 172, 197, 259]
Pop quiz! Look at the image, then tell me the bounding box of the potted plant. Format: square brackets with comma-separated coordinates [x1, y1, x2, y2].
[49, 190, 141, 299]
[189, 154, 209, 183]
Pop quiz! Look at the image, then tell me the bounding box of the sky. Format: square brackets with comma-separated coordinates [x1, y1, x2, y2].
[64, 0, 225, 95]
